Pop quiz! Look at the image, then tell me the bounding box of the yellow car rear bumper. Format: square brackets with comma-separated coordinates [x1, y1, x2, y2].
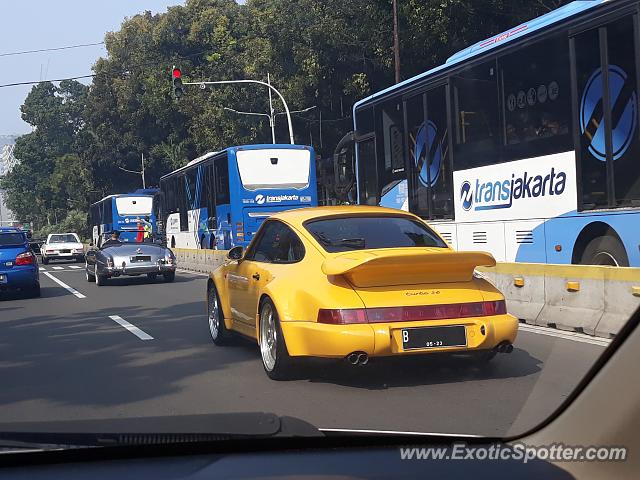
[280, 314, 518, 358]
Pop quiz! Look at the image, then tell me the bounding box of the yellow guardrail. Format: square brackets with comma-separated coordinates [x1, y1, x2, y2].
[477, 263, 640, 339]
[172, 247, 640, 340]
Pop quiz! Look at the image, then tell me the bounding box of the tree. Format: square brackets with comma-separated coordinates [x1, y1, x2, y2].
[4, 0, 569, 224]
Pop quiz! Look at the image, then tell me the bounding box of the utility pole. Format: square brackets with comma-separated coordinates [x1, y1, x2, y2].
[118, 153, 146, 189]
[267, 73, 276, 144]
[392, 0, 401, 83]
[141, 152, 146, 189]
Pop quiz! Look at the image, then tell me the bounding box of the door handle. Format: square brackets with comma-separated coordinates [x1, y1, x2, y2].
[252, 273, 260, 281]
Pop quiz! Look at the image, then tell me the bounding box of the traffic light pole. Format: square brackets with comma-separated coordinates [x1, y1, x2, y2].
[182, 79, 295, 144]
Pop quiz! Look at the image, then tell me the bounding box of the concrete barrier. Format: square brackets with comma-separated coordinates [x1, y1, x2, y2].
[478, 263, 640, 339]
[172, 248, 226, 274]
[172, 247, 640, 340]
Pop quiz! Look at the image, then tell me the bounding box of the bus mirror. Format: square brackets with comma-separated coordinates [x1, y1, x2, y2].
[208, 217, 217, 230]
[228, 246, 244, 260]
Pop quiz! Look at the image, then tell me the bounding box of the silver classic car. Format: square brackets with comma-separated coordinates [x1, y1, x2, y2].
[85, 241, 177, 286]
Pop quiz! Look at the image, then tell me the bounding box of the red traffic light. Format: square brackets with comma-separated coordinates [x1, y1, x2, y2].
[172, 68, 182, 79]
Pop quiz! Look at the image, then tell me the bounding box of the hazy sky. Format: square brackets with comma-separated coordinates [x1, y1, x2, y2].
[0, 0, 184, 135]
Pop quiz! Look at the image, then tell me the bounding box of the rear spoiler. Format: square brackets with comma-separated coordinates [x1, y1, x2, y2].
[321, 249, 496, 287]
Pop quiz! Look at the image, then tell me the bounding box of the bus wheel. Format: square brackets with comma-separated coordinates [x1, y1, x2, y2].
[580, 235, 629, 267]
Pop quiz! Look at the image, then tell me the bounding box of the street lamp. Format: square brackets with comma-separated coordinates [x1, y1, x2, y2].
[181, 78, 296, 144]
[224, 105, 317, 144]
[118, 153, 146, 189]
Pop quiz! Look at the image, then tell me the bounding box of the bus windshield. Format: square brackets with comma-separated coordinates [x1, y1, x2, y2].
[115, 196, 153, 216]
[236, 148, 310, 190]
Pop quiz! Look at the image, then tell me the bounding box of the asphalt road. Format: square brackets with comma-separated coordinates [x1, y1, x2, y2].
[0, 262, 609, 437]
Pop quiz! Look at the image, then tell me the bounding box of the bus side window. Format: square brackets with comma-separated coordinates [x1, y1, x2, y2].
[356, 137, 378, 206]
[453, 58, 500, 169]
[573, 16, 640, 209]
[499, 33, 572, 161]
[214, 156, 230, 206]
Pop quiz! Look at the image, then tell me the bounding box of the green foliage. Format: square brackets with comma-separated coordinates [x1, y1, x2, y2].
[3, 0, 567, 226]
[35, 210, 90, 241]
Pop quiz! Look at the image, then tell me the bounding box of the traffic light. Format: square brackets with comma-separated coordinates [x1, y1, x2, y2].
[172, 66, 184, 98]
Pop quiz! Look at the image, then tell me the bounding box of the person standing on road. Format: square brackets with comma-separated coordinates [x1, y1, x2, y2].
[143, 216, 152, 242]
[136, 220, 145, 243]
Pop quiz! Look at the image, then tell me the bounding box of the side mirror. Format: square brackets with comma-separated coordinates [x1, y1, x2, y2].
[89, 242, 94, 247]
[227, 246, 244, 260]
[207, 216, 217, 231]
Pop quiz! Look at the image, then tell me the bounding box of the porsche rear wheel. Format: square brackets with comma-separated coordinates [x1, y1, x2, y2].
[208, 284, 230, 345]
[259, 298, 293, 380]
[474, 349, 497, 363]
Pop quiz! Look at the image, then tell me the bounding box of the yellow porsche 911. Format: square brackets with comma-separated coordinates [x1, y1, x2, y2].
[207, 206, 518, 380]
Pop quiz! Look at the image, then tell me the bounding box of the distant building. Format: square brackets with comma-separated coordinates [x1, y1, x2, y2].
[0, 135, 18, 225]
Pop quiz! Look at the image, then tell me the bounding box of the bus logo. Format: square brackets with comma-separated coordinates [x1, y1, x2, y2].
[415, 121, 442, 188]
[460, 181, 473, 211]
[255, 194, 266, 205]
[460, 168, 567, 212]
[580, 65, 637, 161]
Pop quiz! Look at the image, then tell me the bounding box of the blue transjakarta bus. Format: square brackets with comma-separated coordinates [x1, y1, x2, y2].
[347, 0, 640, 267]
[89, 191, 158, 246]
[159, 144, 318, 250]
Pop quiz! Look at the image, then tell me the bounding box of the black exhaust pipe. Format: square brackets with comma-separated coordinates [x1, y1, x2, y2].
[494, 342, 513, 354]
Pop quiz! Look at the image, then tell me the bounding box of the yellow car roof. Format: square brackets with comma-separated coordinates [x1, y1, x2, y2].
[270, 205, 419, 228]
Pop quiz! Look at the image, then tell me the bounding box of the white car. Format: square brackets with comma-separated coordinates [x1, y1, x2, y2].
[41, 233, 85, 264]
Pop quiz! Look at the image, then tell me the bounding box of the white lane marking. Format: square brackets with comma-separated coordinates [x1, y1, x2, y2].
[43, 272, 86, 299]
[518, 322, 611, 347]
[39, 267, 46, 271]
[52, 266, 64, 270]
[69, 265, 83, 269]
[108, 315, 153, 341]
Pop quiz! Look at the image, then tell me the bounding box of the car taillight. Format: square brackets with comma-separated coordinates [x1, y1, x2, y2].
[317, 309, 367, 325]
[15, 251, 35, 266]
[317, 300, 507, 324]
[482, 300, 507, 316]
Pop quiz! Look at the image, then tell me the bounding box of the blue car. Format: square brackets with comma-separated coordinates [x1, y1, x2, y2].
[0, 227, 40, 297]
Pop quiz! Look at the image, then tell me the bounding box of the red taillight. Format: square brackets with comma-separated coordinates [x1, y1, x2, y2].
[15, 251, 35, 266]
[317, 309, 367, 325]
[482, 300, 507, 316]
[318, 300, 506, 324]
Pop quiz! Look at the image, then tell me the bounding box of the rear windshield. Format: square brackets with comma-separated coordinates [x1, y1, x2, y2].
[115, 196, 153, 216]
[236, 149, 310, 190]
[305, 216, 447, 253]
[0, 233, 26, 246]
[49, 234, 79, 243]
